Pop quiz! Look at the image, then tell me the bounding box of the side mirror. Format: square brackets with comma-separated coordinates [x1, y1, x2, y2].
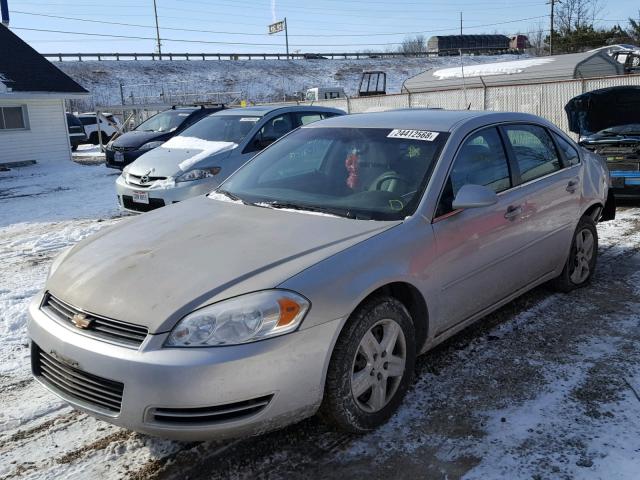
[452, 184, 499, 210]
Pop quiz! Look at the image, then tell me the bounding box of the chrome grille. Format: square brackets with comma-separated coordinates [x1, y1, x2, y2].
[125, 173, 168, 188]
[42, 293, 148, 348]
[32, 343, 124, 414]
[150, 395, 272, 425]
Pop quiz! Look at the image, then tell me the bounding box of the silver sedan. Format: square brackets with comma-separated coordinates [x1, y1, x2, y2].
[28, 110, 613, 440]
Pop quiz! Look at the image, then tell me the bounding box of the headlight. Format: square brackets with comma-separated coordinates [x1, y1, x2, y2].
[175, 167, 220, 183]
[106, 140, 114, 149]
[139, 141, 164, 151]
[164, 290, 310, 347]
[122, 164, 131, 175]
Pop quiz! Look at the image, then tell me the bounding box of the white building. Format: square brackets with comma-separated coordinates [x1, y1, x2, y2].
[0, 24, 88, 167]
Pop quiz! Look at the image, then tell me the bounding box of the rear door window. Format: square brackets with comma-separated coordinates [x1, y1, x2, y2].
[437, 127, 511, 216]
[503, 125, 562, 183]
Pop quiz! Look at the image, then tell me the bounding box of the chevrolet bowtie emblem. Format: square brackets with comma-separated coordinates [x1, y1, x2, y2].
[71, 313, 92, 329]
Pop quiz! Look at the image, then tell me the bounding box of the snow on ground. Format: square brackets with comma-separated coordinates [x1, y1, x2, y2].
[73, 144, 105, 161]
[55, 55, 527, 108]
[1, 161, 640, 479]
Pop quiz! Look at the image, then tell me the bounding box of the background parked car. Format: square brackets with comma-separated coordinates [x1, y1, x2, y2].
[116, 105, 344, 213]
[66, 113, 87, 152]
[566, 85, 640, 197]
[105, 105, 225, 170]
[77, 112, 121, 145]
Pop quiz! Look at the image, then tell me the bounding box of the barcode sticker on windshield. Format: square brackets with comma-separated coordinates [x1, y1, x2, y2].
[239, 117, 259, 122]
[387, 129, 439, 141]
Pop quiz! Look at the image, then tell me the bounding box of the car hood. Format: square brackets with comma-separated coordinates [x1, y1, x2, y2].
[111, 130, 172, 149]
[128, 136, 238, 177]
[565, 86, 640, 135]
[46, 196, 399, 333]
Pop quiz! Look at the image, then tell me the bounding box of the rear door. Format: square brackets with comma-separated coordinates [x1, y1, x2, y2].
[499, 123, 581, 278]
[431, 126, 533, 334]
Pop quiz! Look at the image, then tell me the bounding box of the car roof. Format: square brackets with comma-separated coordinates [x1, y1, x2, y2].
[303, 109, 549, 132]
[211, 105, 344, 117]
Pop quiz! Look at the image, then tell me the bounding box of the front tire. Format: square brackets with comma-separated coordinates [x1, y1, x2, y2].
[320, 296, 416, 433]
[552, 215, 598, 292]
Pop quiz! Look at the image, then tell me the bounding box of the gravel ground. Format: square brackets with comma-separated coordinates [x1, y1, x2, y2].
[1, 162, 639, 480]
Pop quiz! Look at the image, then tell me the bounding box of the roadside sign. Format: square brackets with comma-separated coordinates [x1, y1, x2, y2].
[269, 20, 285, 34]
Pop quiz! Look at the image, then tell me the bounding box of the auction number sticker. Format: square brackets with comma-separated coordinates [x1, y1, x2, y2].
[239, 117, 259, 122]
[387, 129, 439, 141]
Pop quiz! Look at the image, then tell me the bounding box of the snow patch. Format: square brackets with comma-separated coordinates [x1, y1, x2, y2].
[160, 136, 237, 171]
[432, 57, 555, 79]
[207, 191, 244, 204]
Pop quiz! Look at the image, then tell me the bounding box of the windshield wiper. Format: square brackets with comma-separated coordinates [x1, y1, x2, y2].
[261, 201, 356, 219]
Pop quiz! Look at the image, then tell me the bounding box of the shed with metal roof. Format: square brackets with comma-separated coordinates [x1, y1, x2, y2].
[402, 51, 625, 93]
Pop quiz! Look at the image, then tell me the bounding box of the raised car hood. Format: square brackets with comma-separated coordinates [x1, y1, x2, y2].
[46, 196, 398, 333]
[565, 86, 640, 135]
[112, 130, 171, 149]
[128, 137, 237, 177]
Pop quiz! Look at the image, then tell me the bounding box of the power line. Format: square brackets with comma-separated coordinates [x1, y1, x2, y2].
[12, 10, 553, 38]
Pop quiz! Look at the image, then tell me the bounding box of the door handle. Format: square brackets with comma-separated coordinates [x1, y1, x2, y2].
[566, 180, 578, 193]
[504, 205, 522, 220]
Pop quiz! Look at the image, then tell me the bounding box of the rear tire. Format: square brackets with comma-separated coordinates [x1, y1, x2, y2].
[551, 215, 598, 292]
[319, 296, 416, 433]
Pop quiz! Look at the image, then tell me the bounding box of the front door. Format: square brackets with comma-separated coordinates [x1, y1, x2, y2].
[431, 126, 532, 336]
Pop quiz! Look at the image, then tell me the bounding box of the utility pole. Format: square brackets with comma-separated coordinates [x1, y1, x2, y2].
[459, 11, 468, 108]
[548, 0, 559, 56]
[153, 0, 162, 60]
[284, 17, 290, 60]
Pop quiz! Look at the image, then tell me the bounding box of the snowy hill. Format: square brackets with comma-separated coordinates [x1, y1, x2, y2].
[55, 54, 527, 108]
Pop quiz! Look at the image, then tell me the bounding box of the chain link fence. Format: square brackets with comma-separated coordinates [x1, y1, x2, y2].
[306, 74, 640, 136]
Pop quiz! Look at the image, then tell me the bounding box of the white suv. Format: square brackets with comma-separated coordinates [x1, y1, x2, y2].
[78, 112, 122, 145]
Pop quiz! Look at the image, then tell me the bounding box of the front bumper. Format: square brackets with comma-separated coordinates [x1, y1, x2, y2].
[27, 295, 342, 441]
[610, 171, 640, 197]
[115, 174, 218, 213]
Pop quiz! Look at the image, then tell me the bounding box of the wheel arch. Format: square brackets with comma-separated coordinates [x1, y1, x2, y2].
[351, 281, 429, 352]
[582, 201, 604, 222]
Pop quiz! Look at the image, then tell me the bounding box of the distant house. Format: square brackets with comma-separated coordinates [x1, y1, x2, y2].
[0, 24, 88, 166]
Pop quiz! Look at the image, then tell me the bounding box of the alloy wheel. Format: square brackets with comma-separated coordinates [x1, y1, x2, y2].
[350, 319, 407, 413]
[570, 228, 595, 284]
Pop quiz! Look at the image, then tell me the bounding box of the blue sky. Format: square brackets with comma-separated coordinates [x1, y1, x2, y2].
[5, 0, 639, 54]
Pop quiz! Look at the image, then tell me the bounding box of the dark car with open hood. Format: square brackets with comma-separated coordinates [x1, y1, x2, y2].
[105, 105, 224, 170]
[566, 86, 640, 197]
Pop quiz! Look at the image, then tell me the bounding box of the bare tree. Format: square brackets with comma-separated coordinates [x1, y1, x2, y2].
[399, 35, 427, 56]
[555, 0, 604, 34]
[527, 21, 547, 55]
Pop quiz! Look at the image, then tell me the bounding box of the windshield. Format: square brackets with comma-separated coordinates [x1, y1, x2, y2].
[136, 110, 193, 132]
[597, 124, 640, 136]
[219, 127, 448, 221]
[178, 115, 260, 143]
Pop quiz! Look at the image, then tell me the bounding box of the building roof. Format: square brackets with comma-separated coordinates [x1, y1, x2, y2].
[402, 50, 625, 93]
[0, 24, 88, 95]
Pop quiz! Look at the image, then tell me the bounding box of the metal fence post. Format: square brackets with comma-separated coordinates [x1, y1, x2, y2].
[479, 76, 487, 110]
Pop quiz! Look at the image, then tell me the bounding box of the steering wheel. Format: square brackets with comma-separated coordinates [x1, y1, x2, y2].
[370, 172, 410, 193]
